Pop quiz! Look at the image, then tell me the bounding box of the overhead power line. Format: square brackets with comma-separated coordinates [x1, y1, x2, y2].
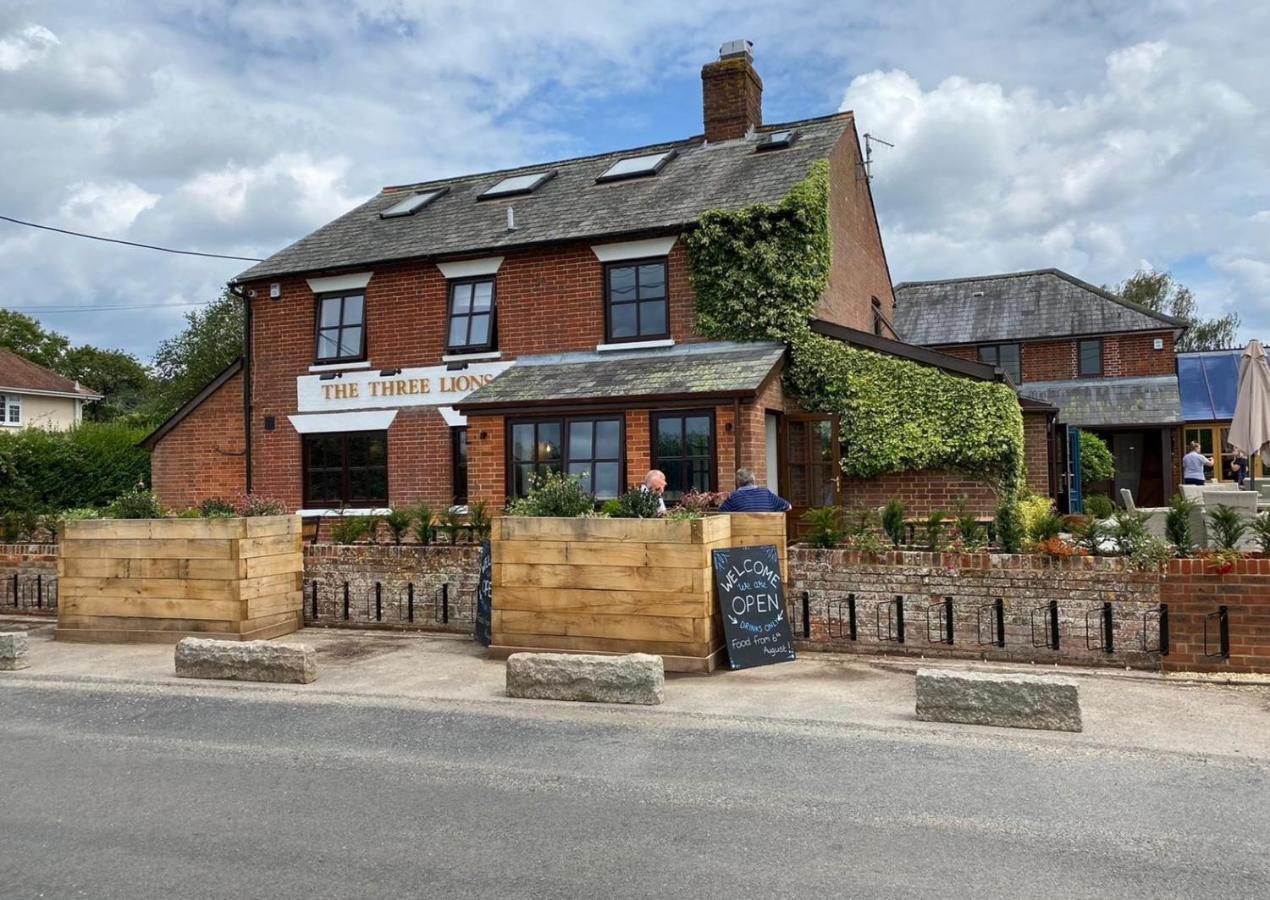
[4, 301, 209, 313]
[0, 214, 264, 262]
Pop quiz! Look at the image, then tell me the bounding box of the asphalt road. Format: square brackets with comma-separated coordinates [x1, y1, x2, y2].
[2, 680, 1268, 900]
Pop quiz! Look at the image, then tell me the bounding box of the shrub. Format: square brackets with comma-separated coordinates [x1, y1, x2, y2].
[1110, 510, 1150, 556]
[0, 421, 150, 512]
[1033, 536, 1083, 560]
[801, 506, 846, 549]
[1084, 493, 1114, 519]
[1069, 517, 1106, 556]
[1165, 494, 1197, 554]
[599, 499, 623, 517]
[675, 488, 724, 516]
[504, 472, 595, 518]
[62, 507, 101, 521]
[412, 504, 436, 545]
[329, 516, 372, 545]
[198, 497, 237, 518]
[842, 507, 887, 555]
[236, 493, 284, 516]
[1018, 492, 1056, 540]
[952, 500, 985, 550]
[383, 509, 413, 545]
[1080, 432, 1115, 486]
[440, 507, 464, 544]
[1207, 505, 1248, 552]
[1027, 513, 1065, 544]
[468, 501, 492, 540]
[920, 509, 948, 551]
[880, 498, 906, 547]
[104, 489, 163, 519]
[995, 499, 1024, 553]
[611, 488, 664, 519]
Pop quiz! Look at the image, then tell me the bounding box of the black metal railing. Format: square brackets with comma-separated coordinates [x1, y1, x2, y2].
[3, 571, 57, 612]
[876, 595, 905, 644]
[977, 598, 1005, 648]
[1031, 600, 1060, 651]
[303, 579, 471, 627]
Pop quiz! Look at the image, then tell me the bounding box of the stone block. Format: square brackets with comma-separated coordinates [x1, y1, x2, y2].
[506, 652, 664, 705]
[0, 632, 29, 670]
[915, 668, 1081, 732]
[174, 638, 316, 684]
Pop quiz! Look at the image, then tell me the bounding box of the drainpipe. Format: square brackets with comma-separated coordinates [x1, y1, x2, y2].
[733, 397, 742, 487]
[229, 283, 252, 494]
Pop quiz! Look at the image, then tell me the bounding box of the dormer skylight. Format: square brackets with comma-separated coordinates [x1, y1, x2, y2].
[756, 130, 797, 152]
[379, 187, 447, 218]
[596, 149, 677, 183]
[479, 170, 556, 200]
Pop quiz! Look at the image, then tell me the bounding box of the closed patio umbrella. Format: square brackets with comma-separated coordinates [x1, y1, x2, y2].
[1226, 339, 1270, 489]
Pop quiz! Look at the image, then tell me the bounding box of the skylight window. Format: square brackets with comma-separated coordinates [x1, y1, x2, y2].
[379, 188, 447, 218]
[756, 130, 798, 152]
[479, 170, 555, 199]
[596, 150, 676, 183]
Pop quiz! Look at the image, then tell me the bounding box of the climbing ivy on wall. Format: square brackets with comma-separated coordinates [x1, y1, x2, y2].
[685, 160, 1026, 497]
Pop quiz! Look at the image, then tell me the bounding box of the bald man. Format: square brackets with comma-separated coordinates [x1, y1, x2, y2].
[641, 469, 667, 515]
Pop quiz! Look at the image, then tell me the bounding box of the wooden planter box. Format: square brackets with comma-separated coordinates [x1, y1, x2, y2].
[489, 513, 787, 673]
[56, 516, 303, 644]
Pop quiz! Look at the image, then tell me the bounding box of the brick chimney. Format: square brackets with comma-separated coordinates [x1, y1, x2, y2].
[701, 39, 762, 143]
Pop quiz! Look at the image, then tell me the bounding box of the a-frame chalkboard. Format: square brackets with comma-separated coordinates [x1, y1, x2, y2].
[711, 544, 796, 669]
[474, 538, 492, 647]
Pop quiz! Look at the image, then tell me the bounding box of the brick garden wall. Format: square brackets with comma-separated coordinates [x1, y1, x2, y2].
[1160, 558, 1270, 674]
[0, 544, 59, 616]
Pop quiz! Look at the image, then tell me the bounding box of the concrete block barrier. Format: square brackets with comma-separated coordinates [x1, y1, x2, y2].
[506, 652, 664, 705]
[0, 632, 30, 671]
[174, 638, 317, 684]
[915, 668, 1081, 732]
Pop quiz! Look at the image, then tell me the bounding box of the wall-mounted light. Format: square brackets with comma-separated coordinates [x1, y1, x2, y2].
[479, 431, 488, 440]
[318, 372, 344, 381]
[724, 423, 734, 433]
[446, 361, 469, 371]
[379, 368, 402, 377]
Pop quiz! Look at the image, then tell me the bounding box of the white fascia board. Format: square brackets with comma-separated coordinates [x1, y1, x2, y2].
[307, 271, 373, 294]
[287, 409, 398, 434]
[436, 257, 505, 280]
[590, 236, 677, 263]
[437, 405, 467, 427]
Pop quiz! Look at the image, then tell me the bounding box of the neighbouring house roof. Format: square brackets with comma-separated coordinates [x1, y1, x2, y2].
[139, 358, 243, 450]
[0, 349, 102, 400]
[1177, 349, 1243, 422]
[456, 342, 786, 411]
[892, 269, 1185, 346]
[1019, 375, 1183, 427]
[234, 113, 854, 283]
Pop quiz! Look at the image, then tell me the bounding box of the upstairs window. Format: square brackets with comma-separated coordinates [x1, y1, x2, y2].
[978, 343, 1022, 384]
[1079, 338, 1104, 377]
[605, 258, 668, 343]
[756, 129, 798, 152]
[596, 150, 676, 183]
[315, 292, 366, 363]
[1, 393, 20, 426]
[379, 188, 446, 218]
[447, 278, 496, 352]
[479, 171, 555, 199]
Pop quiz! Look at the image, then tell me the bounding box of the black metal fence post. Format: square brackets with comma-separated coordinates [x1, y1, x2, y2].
[801, 590, 810, 639]
[1049, 599, 1060, 651]
[343, 582, 350, 621]
[896, 595, 905, 644]
[36, 574, 42, 609]
[1159, 603, 1169, 656]
[310, 581, 319, 620]
[441, 582, 450, 624]
[374, 582, 382, 622]
[1102, 601, 1114, 654]
[407, 582, 415, 623]
[848, 594, 857, 641]
[995, 598, 1005, 648]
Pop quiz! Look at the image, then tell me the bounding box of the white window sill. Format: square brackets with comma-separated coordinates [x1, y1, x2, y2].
[442, 351, 503, 362]
[297, 508, 392, 517]
[308, 361, 372, 373]
[595, 339, 675, 353]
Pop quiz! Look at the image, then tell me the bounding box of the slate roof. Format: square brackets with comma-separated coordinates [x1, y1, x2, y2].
[0, 349, 101, 399]
[456, 341, 785, 409]
[235, 114, 853, 282]
[1019, 375, 1182, 427]
[892, 269, 1185, 346]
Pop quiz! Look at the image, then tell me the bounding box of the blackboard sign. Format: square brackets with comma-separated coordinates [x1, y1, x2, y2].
[474, 538, 492, 647]
[712, 544, 795, 670]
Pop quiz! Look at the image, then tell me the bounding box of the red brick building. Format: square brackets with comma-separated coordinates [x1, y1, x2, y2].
[894, 269, 1186, 507]
[146, 41, 1021, 522]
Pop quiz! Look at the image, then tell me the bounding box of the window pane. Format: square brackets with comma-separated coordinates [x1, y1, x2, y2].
[538, 423, 562, 460]
[309, 472, 342, 503]
[471, 281, 493, 311]
[638, 300, 666, 336]
[1080, 340, 1101, 375]
[638, 263, 666, 298]
[349, 468, 387, 502]
[608, 266, 636, 302]
[512, 424, 535, 462]
[451, 283, 473, 314]
[689, 458, 711, 492]
[320, 297, 343, 327]
[569, 421, 593, 460]
[568, 462, 593, 488]
[307, 435, 341, 467]
[317, 331, 340, 359]
[338, 327, 362, 358]
[977, 346, 996, 365]
[684, 416, 711, 455]
[610, 303, 637, 338]
[514, 463, 535, 497]
[594, 462, 620, 499]
[448, 315, 469, 347]
[343, 294, 364, 325]
[595, 419, 620, 458]
[467, 313, 490, 346]
[657, 418, 683, 457]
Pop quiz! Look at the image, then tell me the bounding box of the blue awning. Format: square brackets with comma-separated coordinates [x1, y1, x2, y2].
[1177, 350, 1242, 421]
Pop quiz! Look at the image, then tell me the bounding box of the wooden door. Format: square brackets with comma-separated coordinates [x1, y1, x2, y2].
[782, 416, 840, 540]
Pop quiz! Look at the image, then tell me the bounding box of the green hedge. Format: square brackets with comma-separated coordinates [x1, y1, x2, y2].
[0, 422, 150, 512]
[686, 160, 1026, 496]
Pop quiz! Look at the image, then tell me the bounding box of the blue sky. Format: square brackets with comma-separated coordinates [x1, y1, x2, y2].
[1, 0, 1267, 359]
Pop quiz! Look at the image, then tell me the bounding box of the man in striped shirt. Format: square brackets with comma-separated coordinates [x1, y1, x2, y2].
[719, 468, 791, 513]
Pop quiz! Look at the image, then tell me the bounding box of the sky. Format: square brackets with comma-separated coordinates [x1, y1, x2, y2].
[1, 0, 1267, 360]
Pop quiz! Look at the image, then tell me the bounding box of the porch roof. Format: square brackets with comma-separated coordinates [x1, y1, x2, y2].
[1019, 375, 1183, 428]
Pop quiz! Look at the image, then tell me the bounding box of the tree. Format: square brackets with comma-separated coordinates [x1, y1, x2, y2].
[149, 288, 244, 419]
[0, 309, 70, 369]
[60, 345, 154, 423]
[1117, 270, 1240, 352]
[1080, 431, 1115, 487]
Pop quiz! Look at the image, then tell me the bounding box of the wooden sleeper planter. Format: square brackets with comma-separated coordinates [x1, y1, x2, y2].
[56, 516, 303, 644]
[488, 512, 786, 673]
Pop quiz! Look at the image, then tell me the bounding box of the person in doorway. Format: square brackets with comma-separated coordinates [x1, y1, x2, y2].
[1182, 441, 1213, 486]
[640, 469, 667, 515]
[1231, 449, 1249, 486]
[719, 468, 792, 512]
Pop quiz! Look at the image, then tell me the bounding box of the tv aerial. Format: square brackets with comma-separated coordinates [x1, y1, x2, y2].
[862, 133, 894, 181]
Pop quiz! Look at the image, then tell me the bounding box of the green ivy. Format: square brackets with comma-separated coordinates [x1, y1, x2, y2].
[685, 159, 1026, 497]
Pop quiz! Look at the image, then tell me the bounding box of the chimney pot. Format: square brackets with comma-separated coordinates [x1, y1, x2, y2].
[702, 39, 762, 143]
[719, 39, 753, 62]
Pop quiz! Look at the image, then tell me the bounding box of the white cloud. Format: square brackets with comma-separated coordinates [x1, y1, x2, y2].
[0, 23, 58, 71]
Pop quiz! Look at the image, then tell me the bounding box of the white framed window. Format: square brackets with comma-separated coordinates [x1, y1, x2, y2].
[1, 393, 20, 426]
